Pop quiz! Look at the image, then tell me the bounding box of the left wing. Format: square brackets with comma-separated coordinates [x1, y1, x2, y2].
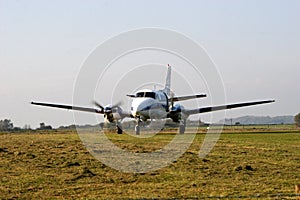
[31, 101, 103, 114]
[185, 100, 275, 115]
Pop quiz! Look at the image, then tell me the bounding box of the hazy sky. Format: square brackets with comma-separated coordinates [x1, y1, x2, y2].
[1, 0, 299, 128]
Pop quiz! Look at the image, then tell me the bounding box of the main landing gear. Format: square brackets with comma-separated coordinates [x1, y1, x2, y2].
[114, 119, 141, 135]
[116, 121, 123, 134]
[115, 118, 186, 135]
[179, 119, 186, 134]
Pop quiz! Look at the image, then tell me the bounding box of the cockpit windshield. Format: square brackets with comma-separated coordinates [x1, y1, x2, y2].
[136, 92, 156, 99]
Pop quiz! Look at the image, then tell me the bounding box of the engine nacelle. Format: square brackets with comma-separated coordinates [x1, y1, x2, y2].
[104, 105, 124, 123]
[168, 103, 186, 122]
[104, 113, 114, 123]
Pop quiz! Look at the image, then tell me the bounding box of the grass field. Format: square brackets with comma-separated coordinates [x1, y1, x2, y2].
[0, 127, 300, 199]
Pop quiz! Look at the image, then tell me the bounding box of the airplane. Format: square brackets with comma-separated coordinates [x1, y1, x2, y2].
[31, 65, 275, 135]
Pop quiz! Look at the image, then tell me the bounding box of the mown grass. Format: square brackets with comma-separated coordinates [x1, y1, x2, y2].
[0, 127, 299, 199]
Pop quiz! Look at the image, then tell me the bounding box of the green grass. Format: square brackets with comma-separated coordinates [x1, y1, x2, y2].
[0, 128, 300, 199]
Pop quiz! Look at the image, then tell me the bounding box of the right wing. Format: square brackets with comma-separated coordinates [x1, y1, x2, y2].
[185, 100, 275, 115]
[31, 101, 103, 114]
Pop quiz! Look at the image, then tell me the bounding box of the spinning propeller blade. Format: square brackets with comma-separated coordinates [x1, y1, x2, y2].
[93, 101, 122, 112]
[92, 101, 104, 112]
[111, 101, 122, 109]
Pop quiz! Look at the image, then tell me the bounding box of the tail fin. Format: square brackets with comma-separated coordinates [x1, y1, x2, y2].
[163, 64, 171, 96]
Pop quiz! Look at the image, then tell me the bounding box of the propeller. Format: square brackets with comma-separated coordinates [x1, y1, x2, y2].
[111, 101, 122, 109]
[93, 101, 104, 112]
[93, 100, 122, 113]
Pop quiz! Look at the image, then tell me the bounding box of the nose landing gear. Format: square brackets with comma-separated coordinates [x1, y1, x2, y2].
[135, 117, 141, 135]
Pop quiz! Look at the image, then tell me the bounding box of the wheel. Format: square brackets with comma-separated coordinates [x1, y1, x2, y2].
[135, 125, 140, 135]
[179, 124, 185, 134]
[116, 125, 123, 134]
[179, 120, 186, 134]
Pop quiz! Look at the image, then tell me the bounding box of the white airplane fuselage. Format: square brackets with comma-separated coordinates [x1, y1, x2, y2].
[130, 89, 168, 121]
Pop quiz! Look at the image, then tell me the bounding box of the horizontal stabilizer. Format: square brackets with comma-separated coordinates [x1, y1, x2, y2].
[126, 94, 136, 98]
[170, 94, 207, 102]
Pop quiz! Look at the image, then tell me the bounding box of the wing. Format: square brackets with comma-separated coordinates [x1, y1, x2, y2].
[31, 101, 103, 114]
[185, 100, 275, 115]
[170, 94, 207, 102]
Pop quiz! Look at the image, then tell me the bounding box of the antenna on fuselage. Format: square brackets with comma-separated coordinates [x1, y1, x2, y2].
[163, 64, 171, 96]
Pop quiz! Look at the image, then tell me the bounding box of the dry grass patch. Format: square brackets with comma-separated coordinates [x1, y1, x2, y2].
[0, 129, 299, 199]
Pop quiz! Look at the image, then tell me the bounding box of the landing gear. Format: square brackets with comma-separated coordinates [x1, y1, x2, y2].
[135, 117, 141, 135]
[179, 120, 186, 134]
[116, 121, 123, 134]
[135, 125, 140, 135]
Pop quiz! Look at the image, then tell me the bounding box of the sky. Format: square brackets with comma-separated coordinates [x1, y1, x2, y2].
[1, 0, 300, 128]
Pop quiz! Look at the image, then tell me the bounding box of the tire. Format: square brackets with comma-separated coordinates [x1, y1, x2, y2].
[179, 124, 185, 134]
[135, 125, 140, 135]
[117, 125, 123, 134]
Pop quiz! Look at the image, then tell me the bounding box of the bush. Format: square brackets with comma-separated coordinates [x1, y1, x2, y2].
[295, 113, 300, 127]
[0, 119, 13, 131]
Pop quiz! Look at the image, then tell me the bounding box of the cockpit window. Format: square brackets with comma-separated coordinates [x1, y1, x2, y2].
[136, 92, 155, 99]
[136, 92, 143, 97]
[159, 93, 167, 101]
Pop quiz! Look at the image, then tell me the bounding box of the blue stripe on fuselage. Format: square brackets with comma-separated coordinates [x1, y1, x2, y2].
[140, 103, 168, 111]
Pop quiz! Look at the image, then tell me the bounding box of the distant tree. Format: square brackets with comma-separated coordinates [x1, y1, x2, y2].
[295, 113, 300, 127]
[68, 125, 76, 129]
[0, 119, 13, 131]
[40, 122, 45, 129]
[58, 125, 66, 129]
[13, 127, 21, 131]
[23, 124, 31, 130]
[38, 122, 52, 130]
[45, 125, 52, 130]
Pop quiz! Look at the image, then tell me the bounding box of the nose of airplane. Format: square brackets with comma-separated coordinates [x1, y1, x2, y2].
[131, 98, 153, 116]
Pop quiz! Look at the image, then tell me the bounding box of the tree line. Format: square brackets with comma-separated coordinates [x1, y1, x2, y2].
[0, 119, 52, 131]
[1, 114, 300, 132]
